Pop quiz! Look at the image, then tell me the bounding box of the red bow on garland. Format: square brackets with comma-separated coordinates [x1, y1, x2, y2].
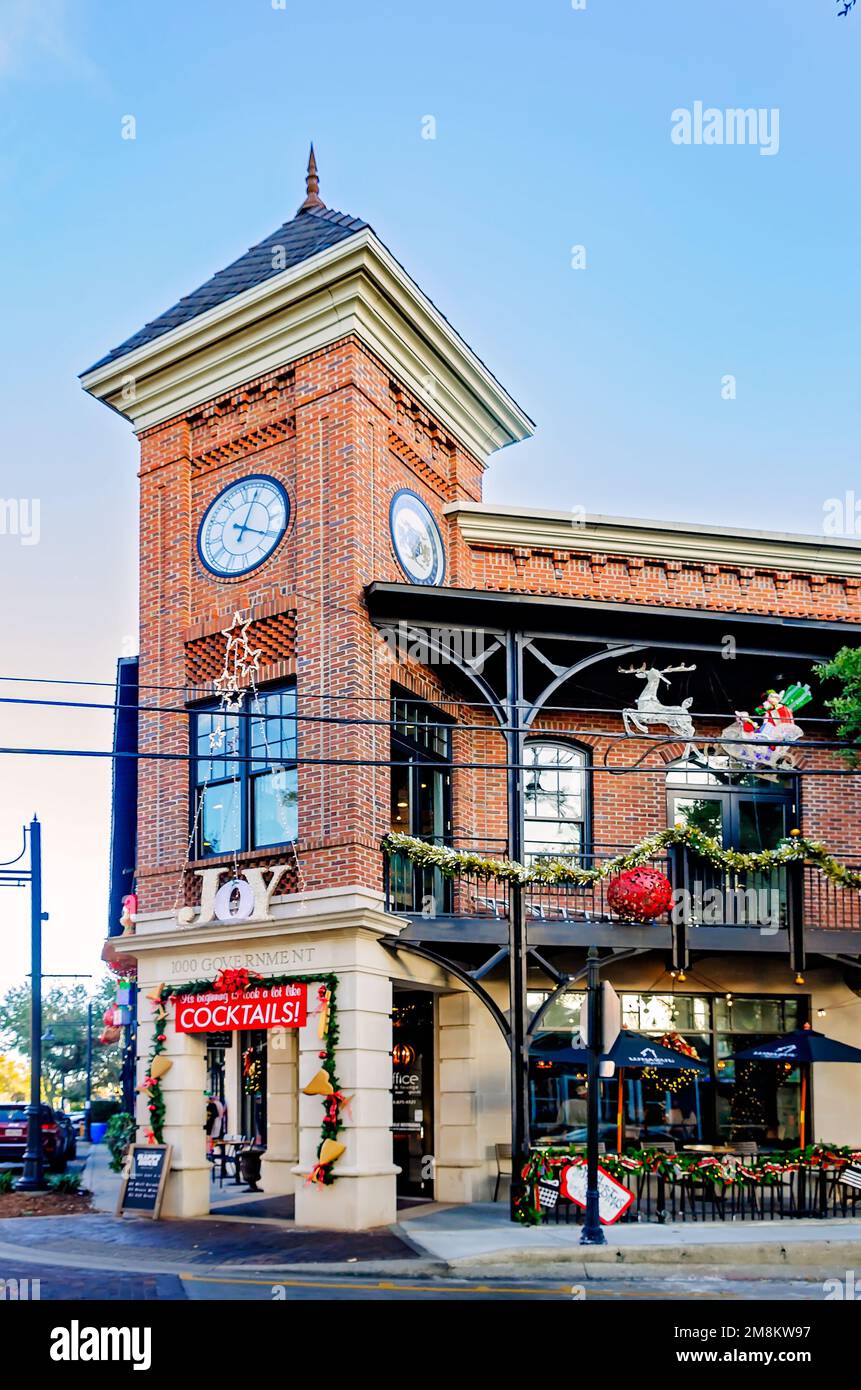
[212, 967, 259, 996]
[323, 1091, 352, 1124]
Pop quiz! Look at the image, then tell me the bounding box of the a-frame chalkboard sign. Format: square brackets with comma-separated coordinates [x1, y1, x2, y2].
[116, 1143, 173, 1219]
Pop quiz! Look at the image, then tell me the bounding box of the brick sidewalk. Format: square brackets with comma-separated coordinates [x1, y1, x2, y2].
[0, 1214, 413, 1267]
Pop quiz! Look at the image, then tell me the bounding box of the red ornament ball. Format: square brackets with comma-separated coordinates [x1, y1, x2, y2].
[606, 867, 673, 923]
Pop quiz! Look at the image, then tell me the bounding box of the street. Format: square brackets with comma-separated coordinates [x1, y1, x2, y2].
[0, 1260, 838, 1301]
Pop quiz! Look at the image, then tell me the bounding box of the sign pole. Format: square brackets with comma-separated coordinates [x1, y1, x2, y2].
[580, 946, 606, 1245]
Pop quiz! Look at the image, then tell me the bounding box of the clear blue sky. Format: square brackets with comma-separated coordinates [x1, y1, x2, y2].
[0, 0, 858, 995]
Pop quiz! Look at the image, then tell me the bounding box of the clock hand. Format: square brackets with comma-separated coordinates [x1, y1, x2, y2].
[231, 524, 277, 539]
[234, 491, 259, 542]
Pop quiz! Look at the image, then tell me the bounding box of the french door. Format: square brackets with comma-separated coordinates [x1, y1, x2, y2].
[668, 782, 796, 927]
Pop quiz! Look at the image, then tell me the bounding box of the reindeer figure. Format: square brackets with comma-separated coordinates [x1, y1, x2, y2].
[619, 662, 697, 738]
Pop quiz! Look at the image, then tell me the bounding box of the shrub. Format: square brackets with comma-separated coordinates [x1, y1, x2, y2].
[106, 1112, 136, 1172]
[47, 1172, 82, 1195]
[0, 1171, 14, 1195]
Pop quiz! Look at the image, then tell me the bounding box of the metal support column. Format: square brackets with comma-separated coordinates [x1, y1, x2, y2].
[505, 632, 531, 1221]
[788, 858, 806, 978]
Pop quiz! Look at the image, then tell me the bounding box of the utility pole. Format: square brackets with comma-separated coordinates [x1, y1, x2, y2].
[17, 817, 48, 1192]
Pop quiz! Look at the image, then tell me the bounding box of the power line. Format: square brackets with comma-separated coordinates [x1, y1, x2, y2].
[0, 745, 857, 776]
[0, 672, 843, 722]
[0, 692, 856, 749]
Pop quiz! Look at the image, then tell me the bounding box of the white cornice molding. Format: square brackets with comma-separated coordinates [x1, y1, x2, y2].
[80, 229, 534, 464]
[447, 502, 861, 579]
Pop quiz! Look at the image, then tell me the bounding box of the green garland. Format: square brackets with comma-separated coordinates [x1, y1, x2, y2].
[515, 1142, 861, 1224]
[383, 826, 861, 890]
[143, 972, 344, 1186]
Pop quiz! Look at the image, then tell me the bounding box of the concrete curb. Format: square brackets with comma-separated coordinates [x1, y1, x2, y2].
[446, 1259, 844, 1283]
[448, 1238, 861, 1268]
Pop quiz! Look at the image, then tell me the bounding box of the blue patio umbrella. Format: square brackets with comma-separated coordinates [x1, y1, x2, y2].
[730, 1025, 861, 1148]
[605, 1031, 709, 1073]
[606, 1032, 709, 1153]
[731, 1027, 861, 1065]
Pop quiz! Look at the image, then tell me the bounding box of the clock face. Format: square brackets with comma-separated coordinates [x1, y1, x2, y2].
[389, 490, 446, 586]
[197, 475, 290, 577]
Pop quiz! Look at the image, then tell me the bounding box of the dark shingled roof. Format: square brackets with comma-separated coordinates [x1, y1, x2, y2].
[83, 203, 369, 375]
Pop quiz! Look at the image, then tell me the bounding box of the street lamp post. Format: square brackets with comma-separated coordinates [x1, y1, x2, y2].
[85, 1001, 93, 1143]
[17, 817, 48, 1192]
[580, 946, 607, 1245]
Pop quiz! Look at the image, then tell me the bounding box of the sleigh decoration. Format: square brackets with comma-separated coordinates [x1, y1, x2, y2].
[717, 684, 812, 772]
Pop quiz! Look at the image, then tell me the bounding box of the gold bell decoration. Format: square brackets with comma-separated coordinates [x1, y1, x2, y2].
[302, 1068, 335, 1097]
[149, 1055, 172, 1080]
[318, 1138, 346, 1167]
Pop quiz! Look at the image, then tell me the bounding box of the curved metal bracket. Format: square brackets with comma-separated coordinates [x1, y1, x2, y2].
[380, 936, 512, 1044]
[524, 642, 647, 728]
[385, 623, 509, 730]
[526, 946, 649, 1039]
[0, 826, 29, 868]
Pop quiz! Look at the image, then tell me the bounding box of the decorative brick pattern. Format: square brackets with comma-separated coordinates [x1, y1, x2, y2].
[185, 609, 297, 685]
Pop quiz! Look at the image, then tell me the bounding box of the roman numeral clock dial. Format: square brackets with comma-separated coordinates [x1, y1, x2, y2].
[197, 475, 290, 577]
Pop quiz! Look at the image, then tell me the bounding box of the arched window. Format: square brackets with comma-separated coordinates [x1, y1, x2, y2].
[523, 740, 589, 864]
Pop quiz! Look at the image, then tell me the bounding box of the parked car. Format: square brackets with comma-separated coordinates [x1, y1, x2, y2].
[67, 1110, 86, 1139]
[55, 1111, 77, 1161]
[0, 1103, 71, 1171]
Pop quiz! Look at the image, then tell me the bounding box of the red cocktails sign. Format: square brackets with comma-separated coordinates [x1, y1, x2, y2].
[174, 983, 308, 1034]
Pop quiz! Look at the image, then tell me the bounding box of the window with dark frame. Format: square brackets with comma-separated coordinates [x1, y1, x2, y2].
[527, 989, 808, 1149]
[390, 691, 452, 912]
[523, 739, 590, 865]
[192, 684, 297, 858]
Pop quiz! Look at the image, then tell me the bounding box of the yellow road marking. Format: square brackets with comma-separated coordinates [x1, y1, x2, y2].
[181, 1272, 571, 1296]
[181, 1273, 756, 1300]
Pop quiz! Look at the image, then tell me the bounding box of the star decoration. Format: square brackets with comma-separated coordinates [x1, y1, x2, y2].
[214, 611, 262, 705]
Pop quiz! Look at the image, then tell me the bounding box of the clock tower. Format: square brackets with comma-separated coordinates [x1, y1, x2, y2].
[83, 150, 532, 1226]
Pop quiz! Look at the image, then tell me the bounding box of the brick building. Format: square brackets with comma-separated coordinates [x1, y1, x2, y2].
[85, 154, 861, 1228]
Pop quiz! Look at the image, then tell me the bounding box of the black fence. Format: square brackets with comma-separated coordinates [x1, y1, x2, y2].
[544, 1163, 861, 1225]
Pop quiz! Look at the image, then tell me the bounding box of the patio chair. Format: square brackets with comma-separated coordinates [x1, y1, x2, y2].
[733, 1141, 758, 1161]
[473, 894, 503, 918]
[493, 1143, 512, 1202]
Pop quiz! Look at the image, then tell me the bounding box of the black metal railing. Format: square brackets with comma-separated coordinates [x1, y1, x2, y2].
[544, 1161, 861, 1225]
[382, 837, 861, 936]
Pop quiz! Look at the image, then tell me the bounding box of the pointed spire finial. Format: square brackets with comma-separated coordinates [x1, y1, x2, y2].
[298, 143, 325, 213]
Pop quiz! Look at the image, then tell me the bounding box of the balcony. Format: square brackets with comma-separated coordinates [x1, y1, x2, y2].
[382, 838, 861, 954]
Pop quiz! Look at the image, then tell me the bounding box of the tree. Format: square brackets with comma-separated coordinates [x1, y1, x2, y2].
[0, 978, 122, 1108]
[838, 1, 857, 15]
[814, 647, 861, 762]
[0, 1053, 28, 1100]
